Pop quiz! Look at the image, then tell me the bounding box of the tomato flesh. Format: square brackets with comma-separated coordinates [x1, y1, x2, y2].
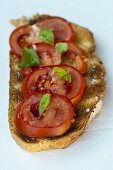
[9, 25, 36, 57]
[10, 16, 75, 57]
[61, 43, 87, 74]
[34, 43, 61, 65]
[21, 42, 87, 77]
[37, 17, 75, 42]
[22, 65, 86, 105]
[21, 42, 61, 77]
[14, 94, 74, 138]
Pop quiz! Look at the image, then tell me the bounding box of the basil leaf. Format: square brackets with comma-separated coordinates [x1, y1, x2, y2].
[39, 93, 51, 115]
[55, 42, 68, 53]
[53, 67, 72, 82]
[19, 48, 41, 68]
[39, 29, 54, 45]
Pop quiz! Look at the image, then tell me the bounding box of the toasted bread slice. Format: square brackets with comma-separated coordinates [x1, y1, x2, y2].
[8, 15, 106, 152]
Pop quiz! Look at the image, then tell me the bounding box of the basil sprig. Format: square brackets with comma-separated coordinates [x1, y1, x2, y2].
[39, 29, 54, 45]
[55, 42, 68, 53]
[19, 48, 41, 68]
[39, 94, 51, 115]
[53, 67, 72, 82]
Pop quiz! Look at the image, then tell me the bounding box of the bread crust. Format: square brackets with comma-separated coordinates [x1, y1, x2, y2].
[8, 15, 106, 152]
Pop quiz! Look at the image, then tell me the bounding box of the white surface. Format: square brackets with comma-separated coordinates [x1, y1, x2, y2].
[0, 0, 113, 169]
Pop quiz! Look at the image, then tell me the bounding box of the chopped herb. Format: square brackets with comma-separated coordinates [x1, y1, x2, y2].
[55, 42, 68, 53]
[39, 29, 54, 45]
[19, 48, 41, 68]
[53, 67, 72, 82]
[39, 93, 51, 115]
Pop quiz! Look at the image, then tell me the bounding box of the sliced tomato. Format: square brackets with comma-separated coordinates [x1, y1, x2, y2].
[37, 17, 75, 42]
[9, 25, 40, 57]
[14, 94, 74, 138]
[21, 66, 39, 77]
[21, 42, 61, 77]
[61, 43, 87, 74]
[21, 43, 87, 77]
[34, 43, 61, 65]
[22, 65, 86, 105]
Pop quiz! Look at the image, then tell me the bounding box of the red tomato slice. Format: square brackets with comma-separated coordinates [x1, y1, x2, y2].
[21, 42, 87, 77]
[21, 42, 61, 77]
[9, 25, 35, 57]
[14, 94, 74, 138]
[61, 43, 87, 74]
[21, 66, 38, 77]
[37, 17, 75, 42]
[34, 43, 61, 65]
[22, 65, 86, 105]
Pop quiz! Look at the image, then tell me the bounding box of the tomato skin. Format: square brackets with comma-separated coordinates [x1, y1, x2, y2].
[14, 94, 74, 138]
[71, 77, 86, 105]
[62, 65, 87, 105]
[22, 65, 86, 105]
[75, 55, 87, 74]
[15, 113, 73, 138]
[37, 17, 75, 42]
[9, 25, 34, 57]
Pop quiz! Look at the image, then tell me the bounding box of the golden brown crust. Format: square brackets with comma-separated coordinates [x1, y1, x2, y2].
[8, 15, 106, 152]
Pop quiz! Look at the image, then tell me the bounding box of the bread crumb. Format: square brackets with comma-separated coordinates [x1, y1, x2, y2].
[86, 108, 90, 112]
[95, 96, 98, 101]
[91, 79, 96, 84]
[10, 16, 29, 27]
[14, 83, 21, 90]
[15, 65, 20, 71]
[71, 119, 75, 123]
[87, 100, 103, 125]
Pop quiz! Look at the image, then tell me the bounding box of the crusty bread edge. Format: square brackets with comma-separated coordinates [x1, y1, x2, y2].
[87, 100, 103, 125]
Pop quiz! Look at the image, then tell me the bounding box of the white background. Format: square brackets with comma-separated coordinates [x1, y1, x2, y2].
[0, 0, 113, 169]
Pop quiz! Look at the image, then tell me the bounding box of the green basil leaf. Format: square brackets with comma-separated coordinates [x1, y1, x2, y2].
[39, 29, 54, 45]
[55, 42, 68, 53]
[53, 67, 72, 82]
[39, 93, 51, 115]
[19, 48, 41, 68]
